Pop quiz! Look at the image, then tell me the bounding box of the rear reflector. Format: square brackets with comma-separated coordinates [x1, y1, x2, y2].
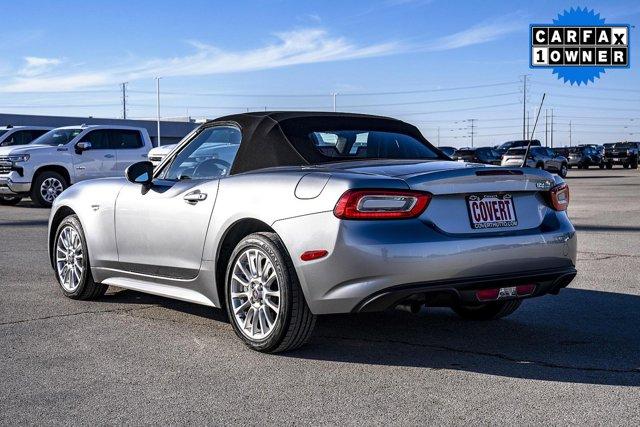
[549, 183, 570, 211]
[334, 189, 431, 220]
[476, 288, 500, 301]
[300, 250, 328, 261]
[476, 284, 537, 301]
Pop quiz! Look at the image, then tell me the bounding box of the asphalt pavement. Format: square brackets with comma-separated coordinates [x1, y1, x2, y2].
[1, 168, 639, 425]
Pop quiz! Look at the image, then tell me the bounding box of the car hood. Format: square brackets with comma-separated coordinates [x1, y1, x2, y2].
[149, 144, 177, 156]
[0, 144, 61, 156]
[0, 144, 63, 155]
[316, 159, 483, 177]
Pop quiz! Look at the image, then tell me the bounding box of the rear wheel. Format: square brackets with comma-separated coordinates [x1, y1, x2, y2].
[53, 215, 107, 299]
[0, 195, 22, 206]
[606, 163, 613, 169]
[631, 158, 638, 169]
[623, 163, 629, 169]
[225, 232, 316, 353]
[32, 170, 67, 208]
[452, 300, 521, 320]
[599, 163, 605, 169]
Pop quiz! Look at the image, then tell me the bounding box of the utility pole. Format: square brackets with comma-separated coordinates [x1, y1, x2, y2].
[468, 119, 477, 148]
[569, 120, 572, 146]
[332, 93, 337, 112]
[526, 110, 530, 139]
[522, 74, 528, 140]
[155, 77, 161, 147]
[121, 82, 128, 119]
[544, 109, 548, 146]
[550, 109, 554, 148]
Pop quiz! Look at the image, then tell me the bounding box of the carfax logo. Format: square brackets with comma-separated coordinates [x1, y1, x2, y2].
[530, 7, 631, 85]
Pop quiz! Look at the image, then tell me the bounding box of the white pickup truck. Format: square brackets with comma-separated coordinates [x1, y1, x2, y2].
[0, 124, 152, 207]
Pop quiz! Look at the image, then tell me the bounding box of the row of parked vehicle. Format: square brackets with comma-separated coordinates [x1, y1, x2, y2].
[1, 121, 637, 208]
[440, 140, 640, 177]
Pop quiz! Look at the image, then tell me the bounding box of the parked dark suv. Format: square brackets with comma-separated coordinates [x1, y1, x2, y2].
[555, 146, 604, 169]
[604, 142, 639, 169]
[452, 147, 502, 165]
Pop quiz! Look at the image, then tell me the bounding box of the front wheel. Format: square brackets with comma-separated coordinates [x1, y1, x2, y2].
[32, 170, 67, 207]
[452, 300, 522, 320]
[0, 195, 22, 206]
[559, 163, 568, 178]
[225, 232, 316, 353]
[53, 215, 108, 299]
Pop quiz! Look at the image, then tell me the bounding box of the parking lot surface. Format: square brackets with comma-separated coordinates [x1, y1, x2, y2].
[1, 169, 639, 425]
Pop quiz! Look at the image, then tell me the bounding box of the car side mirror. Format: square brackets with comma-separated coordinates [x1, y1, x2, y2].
[75, 141, 91, 154]
[125, 161, 154, 185]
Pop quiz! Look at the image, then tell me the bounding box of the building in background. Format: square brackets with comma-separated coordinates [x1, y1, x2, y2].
[0, 113, 199, 146]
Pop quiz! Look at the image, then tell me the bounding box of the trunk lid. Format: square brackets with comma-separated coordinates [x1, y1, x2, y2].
[328, 159, 555, 235]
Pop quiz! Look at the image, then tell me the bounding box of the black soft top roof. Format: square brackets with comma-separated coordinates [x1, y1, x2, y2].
[203, 111, 444, 174]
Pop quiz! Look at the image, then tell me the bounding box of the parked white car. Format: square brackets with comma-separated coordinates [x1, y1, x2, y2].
[0, 125, 52, 147]
[148, 143, 177, 166]
[0, 125, 152, 207]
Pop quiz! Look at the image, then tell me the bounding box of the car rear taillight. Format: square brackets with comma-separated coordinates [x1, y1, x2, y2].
[333, 189, 431, 220]
[549, 183, 570, 211]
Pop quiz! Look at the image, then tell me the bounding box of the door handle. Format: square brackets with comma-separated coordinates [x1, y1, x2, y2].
[104, 154, 115, 158]
[184, 191, 207, 203]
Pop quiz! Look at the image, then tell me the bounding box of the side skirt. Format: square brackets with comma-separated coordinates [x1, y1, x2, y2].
[94, 268, 217, 307]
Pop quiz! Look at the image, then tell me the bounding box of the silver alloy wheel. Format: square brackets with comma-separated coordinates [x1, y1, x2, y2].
[230, 248, 281, 340]
[40, 177, 64, 203]
[55, 225, 84, 292]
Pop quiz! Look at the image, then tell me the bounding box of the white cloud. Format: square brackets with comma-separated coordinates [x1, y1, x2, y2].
[1, 29, 400, 92]
[19, 56, 62, 77]
[426, 20, 522, 51]
[0, 20, 521, 92]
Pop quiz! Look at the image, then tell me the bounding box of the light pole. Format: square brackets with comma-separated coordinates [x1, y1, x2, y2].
[155, 77, 162, 147]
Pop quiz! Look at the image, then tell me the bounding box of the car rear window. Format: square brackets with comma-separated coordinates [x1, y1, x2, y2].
[309, 130, 439, 160]
[614, 142, 637, 148]
[506, 149, 526, 155]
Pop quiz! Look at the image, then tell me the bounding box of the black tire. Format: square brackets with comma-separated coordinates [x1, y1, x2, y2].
[559, 163, 568, 178]
[599, 163, 605, 169]
[623, 163, 629, 169]
[631, 159, 638, 169]
[452, 300, 522, 320]
[0, 195, 22, 206]
[224, 232, 316, 353]
[583, 164, 589, 169]
[53, 215, 108, 300]
[31, 170, 68, 208]
[606, 163, 613, 169]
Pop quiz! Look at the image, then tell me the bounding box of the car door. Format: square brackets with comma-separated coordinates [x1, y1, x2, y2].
[110, 129, 149, 174]
[72, 129, 117, 181]
[114, 125, 241, 276]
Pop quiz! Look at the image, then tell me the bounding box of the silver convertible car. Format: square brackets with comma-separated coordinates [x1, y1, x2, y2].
[48, 112, 577, 352]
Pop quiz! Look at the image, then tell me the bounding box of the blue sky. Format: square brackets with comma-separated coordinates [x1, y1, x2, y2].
[0, 0, 639, 146]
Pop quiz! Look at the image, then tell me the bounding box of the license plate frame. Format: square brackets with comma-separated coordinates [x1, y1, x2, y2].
[465, 194, 518, 230]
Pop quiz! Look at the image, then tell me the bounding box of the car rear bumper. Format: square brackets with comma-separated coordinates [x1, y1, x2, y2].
[354, 266, 576, 312]
[274, 211, 577, 314]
